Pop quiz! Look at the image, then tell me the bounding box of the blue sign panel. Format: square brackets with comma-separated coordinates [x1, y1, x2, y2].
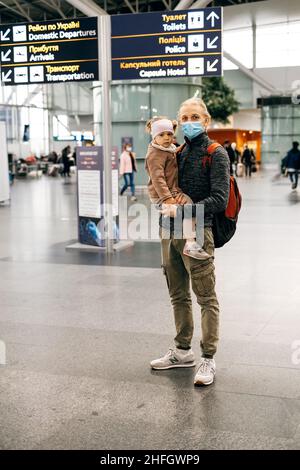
[0, 17, 98, 86]
[111, 8, 222, 80]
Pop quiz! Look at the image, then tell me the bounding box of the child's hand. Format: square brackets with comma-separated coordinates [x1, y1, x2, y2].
[174, 193, 189, 205]
[164, 197, 177, 205]
[159, 204, 178, 218]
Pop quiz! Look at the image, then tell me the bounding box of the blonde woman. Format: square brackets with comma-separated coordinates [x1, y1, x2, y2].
[150, 98, 230, 386]
[145, 115, 210, 260]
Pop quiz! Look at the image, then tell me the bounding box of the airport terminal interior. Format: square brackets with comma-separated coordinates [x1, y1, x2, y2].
[1, 0, 300, 451]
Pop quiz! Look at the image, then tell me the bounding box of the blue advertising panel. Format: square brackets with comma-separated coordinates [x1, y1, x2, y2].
[111, 8, 222, 80]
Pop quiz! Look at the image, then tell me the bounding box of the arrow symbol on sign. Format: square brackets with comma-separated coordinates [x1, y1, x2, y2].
[207, 11, 219, 28]
[0, 28, 11, 41]
[1, 70, 12, 82]
[1, 49, 11, 62]
[207, 36, 218, 49]
[207, 59, 219, 72]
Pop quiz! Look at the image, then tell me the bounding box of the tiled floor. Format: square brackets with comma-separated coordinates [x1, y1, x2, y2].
[0, 171, 300, 449]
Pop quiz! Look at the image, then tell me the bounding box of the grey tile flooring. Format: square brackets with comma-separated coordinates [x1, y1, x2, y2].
[1, 171, 300, 449]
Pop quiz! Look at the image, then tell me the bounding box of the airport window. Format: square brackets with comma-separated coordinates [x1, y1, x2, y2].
[16, 86, 29, 106]
[223, 27, 253, 70]
[0, 108, 14, 140]
[256, 21, 300, 68]
[53, 115, 69, 138]
[223, 57, 238, 71]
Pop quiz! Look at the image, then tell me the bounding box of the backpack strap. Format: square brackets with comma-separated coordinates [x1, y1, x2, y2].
[202, 142, 222, 168]
[176, 142, 221, 157]
[207, 142, 222, 154]
[177, 141, 222, 169]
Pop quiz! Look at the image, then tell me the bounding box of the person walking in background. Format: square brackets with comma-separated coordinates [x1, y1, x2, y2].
[242, 144, 253, 177]
[284, 141, 300, 190]
[119, 143, 137, 201]
[224, 140, 236, 176]
[61, 145, 71, 178]
[250, 148, 257, 174]
[231, 142, 240, 176]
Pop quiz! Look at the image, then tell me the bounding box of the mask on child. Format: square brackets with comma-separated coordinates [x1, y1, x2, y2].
[127, 147, 132, 152]
[181, 122, 205, 140]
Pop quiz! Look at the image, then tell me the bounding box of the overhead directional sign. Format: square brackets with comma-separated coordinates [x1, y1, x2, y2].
[111, 8, 222, 80]
[0, 17, 98, 86]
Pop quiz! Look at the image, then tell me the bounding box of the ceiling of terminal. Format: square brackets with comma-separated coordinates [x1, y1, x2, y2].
[0, 1, 266, 23]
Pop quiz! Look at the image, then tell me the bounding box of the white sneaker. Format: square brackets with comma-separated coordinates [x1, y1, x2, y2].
[194, 358, 216, 386]
[131, 196, 137, 201]
[183, 241, 211, 260]
[150, 347, 196, 370]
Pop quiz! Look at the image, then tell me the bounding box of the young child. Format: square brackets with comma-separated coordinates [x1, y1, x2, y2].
[145, 116, 210, 260]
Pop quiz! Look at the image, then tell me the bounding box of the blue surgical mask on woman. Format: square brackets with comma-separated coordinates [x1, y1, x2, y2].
[181, 122, 205, 140]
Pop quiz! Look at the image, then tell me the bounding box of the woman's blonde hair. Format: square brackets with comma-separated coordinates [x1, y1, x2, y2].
[145, 116, 178, 134]
[177, 98, 211, 124]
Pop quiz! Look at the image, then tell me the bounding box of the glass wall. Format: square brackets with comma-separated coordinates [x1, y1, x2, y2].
[261, 104, 300, 165]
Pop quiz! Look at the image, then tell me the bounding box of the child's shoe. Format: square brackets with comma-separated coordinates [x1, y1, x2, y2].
[183, 241, 211, 260]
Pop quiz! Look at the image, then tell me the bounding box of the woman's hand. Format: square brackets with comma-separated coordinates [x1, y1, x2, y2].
[174, 193, 189, 205]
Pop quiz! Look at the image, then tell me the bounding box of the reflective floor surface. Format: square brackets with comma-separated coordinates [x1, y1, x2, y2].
[0, 170, 300, 449]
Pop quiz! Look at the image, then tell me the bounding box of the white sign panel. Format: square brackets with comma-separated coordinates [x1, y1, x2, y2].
[78, 170, 101, 218]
